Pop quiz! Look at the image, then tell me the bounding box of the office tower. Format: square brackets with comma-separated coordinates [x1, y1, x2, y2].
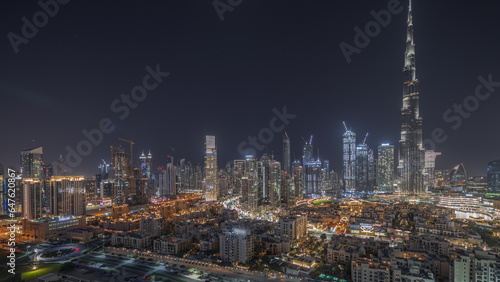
[343, 123, 356, 191]
[219, 171, 228, 198]
[82, 178, 98, 206]
[204, 135, 218, 201]
[139, 150, 153, 179]
[302, 136, 318, 194]
[232, 160, 245, 196]
[20, 146, 43, 179]
[241, 155, 259, 211]
[423, 150, 441, 190]
[48, 176, 85, 216]
[22, 178, 44, 220]
[356, 143, 370, 191]
[398, 1, 425, 195]
[131, 166, 151, 204]
[269, 159, 281, 207]
[302, 136, 313, 194]
[258, 154, 271, 203]
[304, 160, 322, 196]
[302, 136, 313, 167]
[110, 145, 132, 205]
[282, 133, 291, 173]
[450, 163, 467, 191]
[487, 160, 500, 192]
[190, 164, 203, 192]
[367, 149, 376, 189]
[292, 160, 303, 199]
[158, 160, 177, 197]
[280, 172, 295, 206]
[98, 159, 110, 180]
[321, 160, 331, 190]
[377, 144, 395, 192]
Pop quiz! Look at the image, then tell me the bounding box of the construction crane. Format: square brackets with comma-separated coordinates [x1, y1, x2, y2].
[343, 121, 348, 131]
[118, 138, 135, 168]
[363, 133, 369, 145]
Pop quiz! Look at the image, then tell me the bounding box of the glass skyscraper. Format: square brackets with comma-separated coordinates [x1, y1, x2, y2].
[20, 146, 43, 179]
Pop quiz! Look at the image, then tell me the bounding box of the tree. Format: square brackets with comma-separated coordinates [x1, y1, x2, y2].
[320, 233, 327, 241]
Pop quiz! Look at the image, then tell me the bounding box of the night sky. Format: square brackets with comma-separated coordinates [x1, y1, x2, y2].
[1, 0, 499, 177]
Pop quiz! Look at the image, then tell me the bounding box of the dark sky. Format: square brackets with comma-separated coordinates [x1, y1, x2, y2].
[1, 0, 499, 177]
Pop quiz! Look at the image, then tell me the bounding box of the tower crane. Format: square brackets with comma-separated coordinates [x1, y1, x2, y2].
[118, 138, 135, 168]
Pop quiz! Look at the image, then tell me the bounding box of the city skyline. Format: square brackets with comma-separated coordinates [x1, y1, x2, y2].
[1, 1, 500, 177]
[3, 1, 500, 281]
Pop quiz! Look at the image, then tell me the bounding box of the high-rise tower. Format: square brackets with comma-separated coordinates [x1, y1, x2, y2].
[377, 144, 395, 192]
[204, 135, 218, 201]
[20, 147, 43, 179]
[398, 0, 425, 195]
[342, 123, 356, 191]
[140, 150, 153, 179]
[282, 133, 291, 174]
[302, 136, 313, 167]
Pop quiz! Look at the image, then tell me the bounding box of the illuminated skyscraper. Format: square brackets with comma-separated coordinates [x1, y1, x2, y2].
[377, 144, 395, 192]
[140, 150, 153, 179]
[22, 178, 44, 219]
[204, 135, 218, 201]
[398, 1, 425, 195]
[20, 147, 43, 179]
[423, 150, 441, 190]
[342, 123, 356, 191]
[159, 157, 176, 197]
[292, 160, 303, 198]
[241, 155, 259, 211]
[304, 160, 322, 196]
[355, 143, 372, 192]
[48, 176, 85, 216]
[302, 136, 313, 167]
[110, 146, 132, 205]
[282, 133, 291, 174]
[269, 159, 281, 207]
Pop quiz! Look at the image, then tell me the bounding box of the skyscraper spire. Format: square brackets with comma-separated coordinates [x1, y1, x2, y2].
[405, 0, 416, 80]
